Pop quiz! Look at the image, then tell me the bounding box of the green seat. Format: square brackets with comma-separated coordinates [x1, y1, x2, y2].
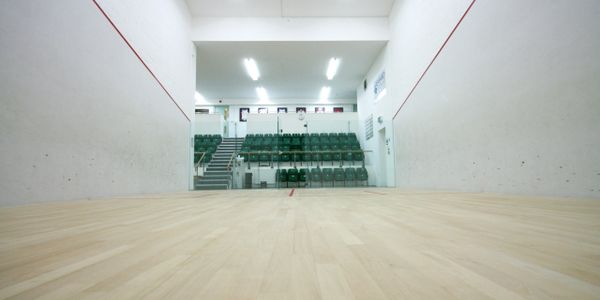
[343, 152, 353, 161]
[259, 153, 271, 162]
[288, 168, 299, 183]
[356, 168, 368, 182]
[332, 152, 342, 161]
[312, 153, 322, 162]
[303, 153, 312, 162]
[249, 154, 259, 162]
[280, 153, 290, 162]
[322, 168, 333, 182]
[310, 168, 322, 182]
[322, 152, 332, 161]
[353, 152, 364, 161]
[334, 168, 345, 182]
[299, 169, 308, 182]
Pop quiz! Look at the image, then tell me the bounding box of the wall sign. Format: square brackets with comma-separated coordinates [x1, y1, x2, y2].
[374, 71, 386, 101]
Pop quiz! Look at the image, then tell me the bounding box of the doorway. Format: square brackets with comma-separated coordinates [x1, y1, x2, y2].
[378, 127, 387, 187]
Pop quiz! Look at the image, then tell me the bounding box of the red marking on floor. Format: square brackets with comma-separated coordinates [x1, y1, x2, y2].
[289, 188, 296, 197]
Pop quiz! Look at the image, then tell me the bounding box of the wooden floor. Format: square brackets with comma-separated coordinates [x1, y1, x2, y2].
[0, 189, 599, 299]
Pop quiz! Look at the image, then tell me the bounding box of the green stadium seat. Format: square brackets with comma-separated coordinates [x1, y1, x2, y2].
[322, 168, 333, 186]
[356, 168, 368, 185]
[334, 168, 345, 185]
[344, 168, 356, 186]
[287, 168, 299, 186]
[310, 168, 322, 187]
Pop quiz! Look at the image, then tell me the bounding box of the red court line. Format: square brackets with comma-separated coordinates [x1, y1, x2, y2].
[289, 188, 295, 197]
[392, 0, 477, 121]
[91, 0, 191, 122]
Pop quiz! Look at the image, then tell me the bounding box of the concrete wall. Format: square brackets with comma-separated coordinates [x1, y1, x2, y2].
[386, 0, 600, 198]
[97, 0, 196, 116]
[356, 46, 396, 187]
[0, 0, 195, 206]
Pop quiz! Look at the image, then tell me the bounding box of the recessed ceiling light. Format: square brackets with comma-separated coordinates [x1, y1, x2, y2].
[319, 86, 331, 101]
[244, 58, 260, 81]
[256, 87, 269, 102]
[326, 58, 340, 80]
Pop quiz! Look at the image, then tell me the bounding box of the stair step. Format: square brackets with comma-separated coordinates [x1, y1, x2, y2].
[200, 175, 231, 180]
[195, 184, 228, 190]
[197, 178, 230, 184]
[204, 171, 231, 176]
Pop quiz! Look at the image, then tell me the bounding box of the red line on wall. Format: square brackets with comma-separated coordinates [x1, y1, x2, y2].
[91, 0, 191, 122]
[392, 0, 477, 121]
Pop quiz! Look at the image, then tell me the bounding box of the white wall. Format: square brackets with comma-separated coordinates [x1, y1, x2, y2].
[246, 111, 358, 135]
[384, 0, 600, 198]
[193, 114, 224, 135]
[0, 0, 195, 206]
[228, 104, 354, 137]
[356, 46, 396, 187]
[97, 0, 196, 117]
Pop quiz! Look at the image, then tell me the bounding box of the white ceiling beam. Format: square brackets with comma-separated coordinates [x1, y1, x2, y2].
[191, 17, 389, 42]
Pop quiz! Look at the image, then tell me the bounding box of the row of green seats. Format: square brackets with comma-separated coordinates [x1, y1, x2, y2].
[194, 134, 222, 148]
[194, 134, 222, 163]
[244, 133, 359, 148]
[276, 168, 368, 186]
[242, 150, 364, 163]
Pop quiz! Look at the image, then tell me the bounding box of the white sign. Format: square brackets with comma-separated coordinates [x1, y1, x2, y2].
[374, 71, 386, 101]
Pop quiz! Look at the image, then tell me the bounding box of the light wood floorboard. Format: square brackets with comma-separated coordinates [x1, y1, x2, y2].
[0, 189, 599, 299]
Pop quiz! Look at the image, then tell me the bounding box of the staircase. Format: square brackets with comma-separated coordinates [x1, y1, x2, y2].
[195, 138, 244, 190]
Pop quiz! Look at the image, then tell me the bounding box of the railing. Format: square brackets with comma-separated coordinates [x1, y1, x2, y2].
[226, 152, 237, 171]
[237, 149, 371, 169]
[193, 151, 207, 176]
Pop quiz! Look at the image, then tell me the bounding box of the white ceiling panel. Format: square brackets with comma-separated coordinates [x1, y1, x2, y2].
[186, 0, 395, 17]
[195, 41, 386, 101]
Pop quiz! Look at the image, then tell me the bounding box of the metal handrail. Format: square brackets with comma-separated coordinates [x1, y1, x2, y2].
[237, 149, 372, 155]
[194, 151, 207, 176]
[238, 149, 372, 169]
[226, 152, 236, 171]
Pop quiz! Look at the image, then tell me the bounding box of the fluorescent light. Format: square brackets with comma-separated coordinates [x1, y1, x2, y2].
[319, 86, 331, 101]
[244, 58, 260, 81]
[256, 87, 269, 102]
[194, 91, 206, 104]
[326, 58, 340, 80]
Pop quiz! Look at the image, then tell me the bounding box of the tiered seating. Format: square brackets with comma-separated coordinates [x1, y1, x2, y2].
[240, 132, 364, 164]
[276, 167, 368, 187]
[194, 134, 222, 164]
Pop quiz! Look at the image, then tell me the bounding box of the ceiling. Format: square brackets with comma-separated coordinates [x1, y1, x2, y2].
[186, 0, 396, 18]
[195, 41, 387, 101]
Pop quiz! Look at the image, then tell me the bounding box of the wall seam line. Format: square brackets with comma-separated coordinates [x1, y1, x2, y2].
[91, 0, 191, 122]
[392, 0, 478, 121]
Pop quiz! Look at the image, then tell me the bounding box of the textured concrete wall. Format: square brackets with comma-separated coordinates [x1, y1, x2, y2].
[0, 0, 195, 206]
[388, 0, 600, 198]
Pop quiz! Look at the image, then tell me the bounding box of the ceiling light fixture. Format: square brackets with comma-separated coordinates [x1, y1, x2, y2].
[326, 58, 340, 80]
[244, 58, 260, 81]
[319, 86, 331, 102]
[256, 87, 269, 102]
